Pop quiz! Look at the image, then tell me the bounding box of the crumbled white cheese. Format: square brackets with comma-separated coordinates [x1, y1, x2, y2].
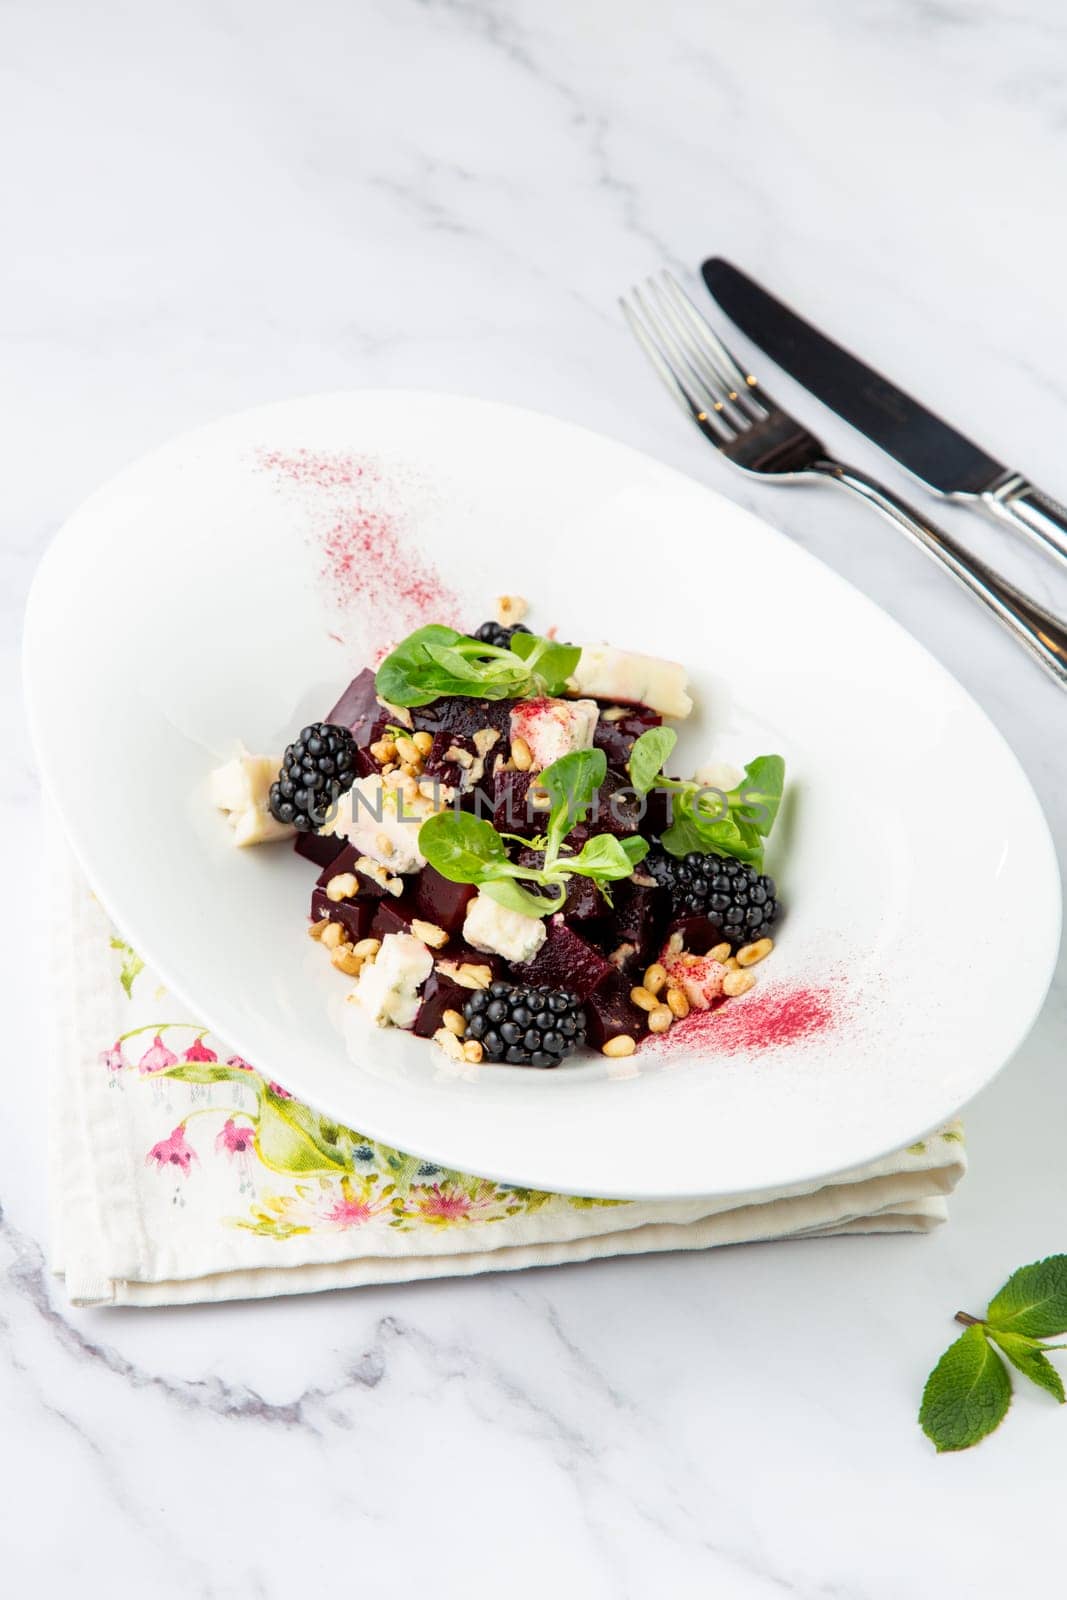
[350, 933, 433, 1028]
[509, 697, 599, 771]
[661, 946, 728, 1010]
[209, 746, 294, 846]
[325, 773, 441, 872]
[693, 760, 744, 792]
[567, 645, 692, 718]
[462, 891, 548, 963]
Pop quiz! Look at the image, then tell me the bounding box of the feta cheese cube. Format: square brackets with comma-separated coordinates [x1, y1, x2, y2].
[568, 645, 692, 718]
[462, 891, 548, 964]
[326, 773, 427, 872]
[509, 697, 599, 771]
[350, 933, 433, 1028]
[210, 746, 294, 846]
[661, 945, 728, 1010]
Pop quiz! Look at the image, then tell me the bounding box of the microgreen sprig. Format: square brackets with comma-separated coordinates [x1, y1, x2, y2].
[375, 625, 581, 709]
[627, 728, 785, 872]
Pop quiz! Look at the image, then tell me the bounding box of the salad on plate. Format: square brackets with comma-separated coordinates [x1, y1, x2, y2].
[210, 597, 786, 1069]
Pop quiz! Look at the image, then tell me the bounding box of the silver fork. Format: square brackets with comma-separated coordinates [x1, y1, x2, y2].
[622, 272, 1067, 689]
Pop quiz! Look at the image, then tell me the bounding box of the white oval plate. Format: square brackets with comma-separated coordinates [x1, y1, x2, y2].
[24, 392, 1061, 1199]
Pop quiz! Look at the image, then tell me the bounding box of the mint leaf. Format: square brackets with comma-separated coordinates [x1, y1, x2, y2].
[987, 1330, 1066, 1403]
[987, 1256, 1067, 1338]
[628, 727, 677, 795]
[919, 1325, 1012, 1452]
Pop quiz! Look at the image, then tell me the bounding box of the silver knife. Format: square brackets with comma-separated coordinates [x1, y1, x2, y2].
[702, 257, 1067, 573]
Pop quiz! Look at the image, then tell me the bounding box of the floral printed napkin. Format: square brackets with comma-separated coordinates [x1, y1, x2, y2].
[49, 847, 967, 1307]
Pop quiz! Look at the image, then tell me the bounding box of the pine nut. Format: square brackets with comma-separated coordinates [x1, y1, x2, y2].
[321, 921, 345, 949]
[433, 1026, 465, 1061]
[602, 1034, 637, 1058]
[375, 831, 395, 858]
[511, 736, 533, 771]
[723, 969, 756, 997]
[708, 943, 731, 964]
[307, 919, 330, 940]
[331, 946, 364, 975]
[395, 735, 421, 768]
[736, 937, 774, 967]
[643, 962, 667, 996]
[412, 730, 434, 756]
[326, 872, 359, 902]
[462, 1039, 484, 1063]
[411, 918, 449, 950]
[457, 962, 493, 989]
[496, 593, 528, 625]
[630, 985, 659, 1012]
[370, 738, 397, 764]
[666, 986, 690, 1019]
[602, 706, 628, 722]
[352, 937, 381, 960]
[724, 956, 740, 972]
[442, 1008, 467, 1036]
[648, 1004, 673, 1034]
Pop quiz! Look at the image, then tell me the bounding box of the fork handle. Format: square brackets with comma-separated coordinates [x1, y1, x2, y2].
[977, 474, 1067, 572]
[814, 459, 1067, 688]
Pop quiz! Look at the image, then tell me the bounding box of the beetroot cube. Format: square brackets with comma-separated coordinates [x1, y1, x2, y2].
[511, 917, 614, 1000]
[412, 695, 513, 741]
[422, 731, 466, 791]
[411, 865, 476, 935]
[326, 668, 381, 745]
[370, 895, 417, 942]
[310, 887, 377, 945]
[413, 970, 470, 1038]
[492, 770, 544, 839]
[608, 882, 666, 963]
[313, 844, 386, 899]
[584, 971, 648, 1049]
[294, 832, 347, 870]
[593, 705, 661, 771]
[664, 913, 722, 956]
[588, 769, 643, 837]
[516, 846, 603, 924]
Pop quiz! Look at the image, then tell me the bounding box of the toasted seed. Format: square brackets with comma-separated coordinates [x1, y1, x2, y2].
[529, 784, 550, 810]
[321, 921, 345, 949]
[395, 734, 422, 767]
[441, 1008, 466, 1037]
[411, 918, 449, 950]
[737, 937, 774, 967]
[412, 729, 434, 756]
[666, 985, 690, 1019]
[385, 876, 405, 898]
[370, 737, 398, 764]
[442, 961, 493, 990]
[307, 918, 330, 941]
[724, 956, 740, 972]
[462, 1038, 484, 1063]
[602, 706, 628, 722]
[630, 985, 659, 1012]
[708, 942, 732, 964]
[648, 1004, 673, 1034]
[433, 1026, 465, 1061]
[723, 969, 757, 997]
[326, 872, 359, 902]
[375, 830, 395, 858]
[352, 937, 381, 960]
[602, 1034, 637, 1058]
[643, 962, 667, 997]
[331, 946, 364, 975]
[511, 736, 533, 771]
[496, 593, 528, 625]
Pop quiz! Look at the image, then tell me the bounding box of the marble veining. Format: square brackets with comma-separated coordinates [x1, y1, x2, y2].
[3, 0, 1067, 1592]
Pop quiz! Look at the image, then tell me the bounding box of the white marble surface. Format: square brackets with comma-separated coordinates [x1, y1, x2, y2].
[3, 1, 1067, 1592]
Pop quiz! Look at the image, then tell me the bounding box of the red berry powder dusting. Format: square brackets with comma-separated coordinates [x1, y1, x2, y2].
[256, 448, 461, 640]
[648, 979, 844, 1059]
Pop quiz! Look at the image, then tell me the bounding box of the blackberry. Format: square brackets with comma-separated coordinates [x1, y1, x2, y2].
[463, 981, 587, 1068]
[473, 620, 532, 651]
[268, 722, 358, 832]
[646, 849, 779, 946]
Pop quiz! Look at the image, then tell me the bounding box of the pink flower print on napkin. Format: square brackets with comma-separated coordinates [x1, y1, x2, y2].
[146, 1124, 198, 1176]
[183, 1036, 218, 1063]
[226, 1054, 256, 1073]
[99, 1042, 124, 1073]
[413, 1182, 496, 1224]
[215, 1118, 255, 1158]
[267, 1082, 293, 1100]
[138, 1034, 178, 1075]
[321, 1177, 385, 1229]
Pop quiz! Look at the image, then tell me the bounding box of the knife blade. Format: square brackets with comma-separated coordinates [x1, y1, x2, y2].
[702, 256, 1067, 570]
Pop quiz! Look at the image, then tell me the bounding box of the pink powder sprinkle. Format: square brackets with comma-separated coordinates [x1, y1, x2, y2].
[256, 447, 461, 638]
[649, 980, 842, 1058]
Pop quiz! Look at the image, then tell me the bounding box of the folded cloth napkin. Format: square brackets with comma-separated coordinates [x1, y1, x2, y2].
[49, 847, 966, 1307]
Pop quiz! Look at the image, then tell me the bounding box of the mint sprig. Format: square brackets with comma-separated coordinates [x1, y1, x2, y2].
[920, 1256, 1067, 1452]
[627, 730, 785, 873]
[418, 748, 647, 917]
[375, 625, 581, 708]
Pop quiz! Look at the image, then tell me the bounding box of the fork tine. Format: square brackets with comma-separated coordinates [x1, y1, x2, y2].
[620, 289, 736, 441]
[656, 273, 768, 422]
[643, 277, 753, 433]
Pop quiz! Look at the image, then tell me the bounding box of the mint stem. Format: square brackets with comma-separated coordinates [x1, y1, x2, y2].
[954, 1311, 984, 1327]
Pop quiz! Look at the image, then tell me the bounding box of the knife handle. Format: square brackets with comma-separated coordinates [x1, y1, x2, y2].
[815, 460, 1067, 688]
[978, 475, 1067, 571]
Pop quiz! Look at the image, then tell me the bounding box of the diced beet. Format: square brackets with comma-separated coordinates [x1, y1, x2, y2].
[411, 865, 476, 935]
[511, 917, 614, 1000]
[583, 971, 648, 1049]
[438, 941, 504, 978]
[413, 970, 470, 1039]
[593, 705, 662, 771]
[309, 887, 377, 944]
[516, 847, 604, 924]
[412, 696, 513, 741]
[663, 913, 722, 956]
[642, 789, 671, 836]
[313, 844, 386, 899]
[492, 769, 545, 840]
[294, 832, 347, 870]
[422, 731, 466, 791]
[370, 895, 418, 942]
[587, 768, 643, 837]
[326, 668, 381, 744]
[603, 882, 667, 965]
